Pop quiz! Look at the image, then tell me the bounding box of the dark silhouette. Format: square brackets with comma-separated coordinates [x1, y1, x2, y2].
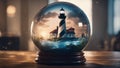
[113, 31, 120, 51]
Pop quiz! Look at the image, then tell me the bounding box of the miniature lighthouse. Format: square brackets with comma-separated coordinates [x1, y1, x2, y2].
[58, 8, 66, 38]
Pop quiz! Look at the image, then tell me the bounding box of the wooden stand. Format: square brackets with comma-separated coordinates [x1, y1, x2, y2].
[35, 51, 86, 65]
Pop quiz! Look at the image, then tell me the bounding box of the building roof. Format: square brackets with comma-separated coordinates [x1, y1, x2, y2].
[68, 27, 74, 31]
[67, 27, 75, 34]
[50, 29, 58, 33]
[50, 27, 75, 34]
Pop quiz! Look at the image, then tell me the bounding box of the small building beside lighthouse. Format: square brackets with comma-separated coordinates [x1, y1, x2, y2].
[66, 27, 75, 38]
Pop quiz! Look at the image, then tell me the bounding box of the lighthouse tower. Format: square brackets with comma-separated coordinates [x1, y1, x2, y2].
[58, 8, 66, 38]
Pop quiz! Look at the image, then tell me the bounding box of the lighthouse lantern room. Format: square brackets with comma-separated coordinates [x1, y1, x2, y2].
[58, 8, 67, 38]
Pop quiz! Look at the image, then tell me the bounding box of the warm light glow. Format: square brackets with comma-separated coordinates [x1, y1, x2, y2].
[31, 21, 34, 35]
[60, 11, 65, 14]
[78, 22, 83, 27]
[7, 5, 16, 17]
[40, 31, 49, 40]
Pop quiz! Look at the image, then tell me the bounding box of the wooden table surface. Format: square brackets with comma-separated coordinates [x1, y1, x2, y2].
[0, 51, 120, 68]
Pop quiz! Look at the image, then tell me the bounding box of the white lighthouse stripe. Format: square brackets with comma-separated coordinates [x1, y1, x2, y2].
[59, 24, 66, 32]
[58, 21, 66, 37]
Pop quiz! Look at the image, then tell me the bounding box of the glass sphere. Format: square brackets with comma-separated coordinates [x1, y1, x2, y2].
[31, 2, 91, 53]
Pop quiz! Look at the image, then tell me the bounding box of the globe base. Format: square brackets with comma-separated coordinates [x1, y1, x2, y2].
[35, 51, 86, 65]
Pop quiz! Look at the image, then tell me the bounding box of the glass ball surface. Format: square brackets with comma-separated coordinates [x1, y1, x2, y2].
[31, 2, 91, 53]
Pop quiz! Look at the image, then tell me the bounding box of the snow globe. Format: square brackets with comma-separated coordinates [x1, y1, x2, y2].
[31, 2, 91, 65]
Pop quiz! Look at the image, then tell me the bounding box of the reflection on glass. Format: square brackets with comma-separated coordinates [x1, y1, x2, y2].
[31, 2, 91, 53]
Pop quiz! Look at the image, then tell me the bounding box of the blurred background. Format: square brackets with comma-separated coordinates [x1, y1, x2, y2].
[0, 0, 120, 51]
